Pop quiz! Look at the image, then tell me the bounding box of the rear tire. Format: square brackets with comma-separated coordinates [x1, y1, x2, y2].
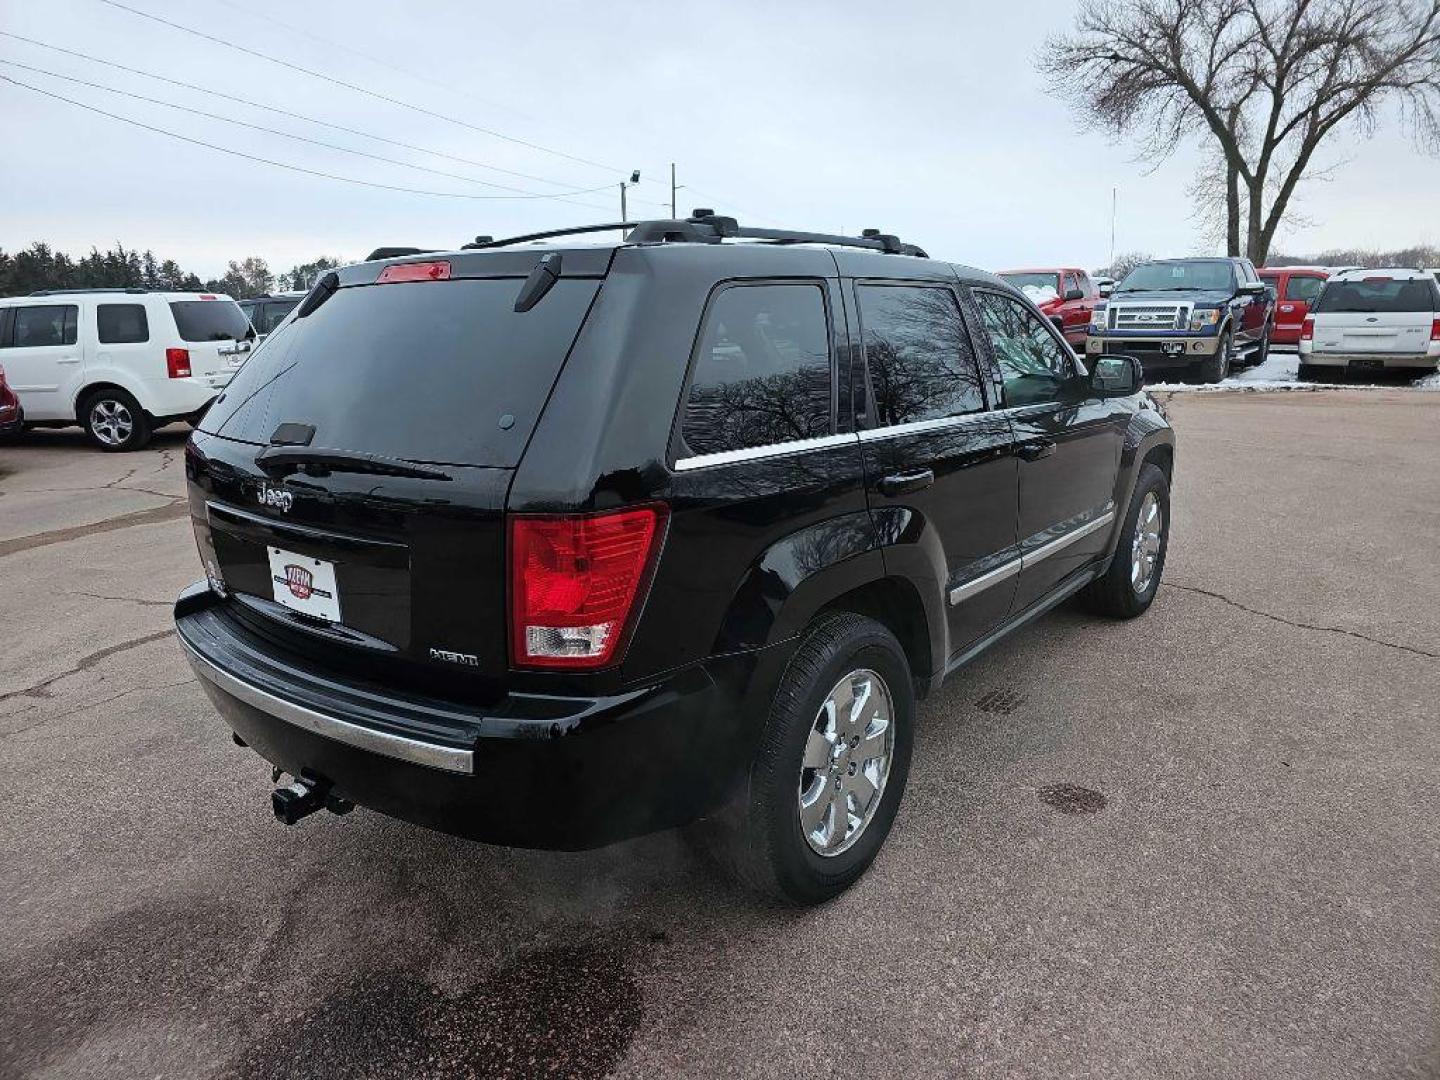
[1080, 463, 1170, 619]
[708, 612, 915, 906]
[81, 389, 151, 452]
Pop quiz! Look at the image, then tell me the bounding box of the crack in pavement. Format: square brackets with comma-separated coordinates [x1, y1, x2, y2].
[0, 628, 177, 704]
[1165, 581, 1439, 660]
[0, 501, 188, 558]
[69, 591, 172, 608]
[2, 676, 198, 741]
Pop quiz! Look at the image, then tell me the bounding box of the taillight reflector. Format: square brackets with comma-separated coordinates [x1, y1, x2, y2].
[1431, 318, 1440, 341]
[1300, 316, 1315, 342]
[166, 348, 191, 378]
[509, 506, 666, 669]
[377, 260, 452, 284]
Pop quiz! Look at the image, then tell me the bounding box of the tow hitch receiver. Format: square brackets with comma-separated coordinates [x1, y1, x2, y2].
[271, 774, 355, 825]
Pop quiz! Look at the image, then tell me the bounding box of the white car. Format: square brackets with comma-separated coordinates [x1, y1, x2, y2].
[0, 288, 254, 450]
[1298, 268, 1440, 380]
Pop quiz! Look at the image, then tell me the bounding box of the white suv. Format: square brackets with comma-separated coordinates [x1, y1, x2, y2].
[0, 288, 254, 450]
[1299, 268, 1440, 381]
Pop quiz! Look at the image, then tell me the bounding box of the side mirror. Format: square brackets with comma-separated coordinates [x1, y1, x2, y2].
[1091, 354, 1143, 396]
[1239, 281, 1267, 296]
[1064, 287, 1084, 301]
[1098, 282, 1114, 297]
[1049, 314, 1066, 335]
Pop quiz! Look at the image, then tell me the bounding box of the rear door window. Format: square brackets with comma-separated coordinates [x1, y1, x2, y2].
[9, 305, 78, 348]
[170, 300, 252, 342]
[259, 300, 299, 334]
[1283, 276, 1325, 302]
[200, 277, 601, 467]
[680, 283, 832, 458]
[97, 303, 150, 344]
[856, 284, 986, 427]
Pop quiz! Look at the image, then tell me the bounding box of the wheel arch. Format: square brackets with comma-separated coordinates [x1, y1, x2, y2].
[73, 377, 147, 422]
[815, 576, 934, 697]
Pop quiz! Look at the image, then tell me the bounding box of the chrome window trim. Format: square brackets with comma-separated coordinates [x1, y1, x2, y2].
[949, 509, 1116, 606]
[857, 409, 1000, 443]
[673, 431, 860, 472]
[181, 637, 475, 775]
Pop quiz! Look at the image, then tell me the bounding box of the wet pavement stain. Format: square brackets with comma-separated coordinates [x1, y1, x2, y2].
[237, 943, 644, 1080]
[974, 689, 1027, 715]
[1037, 783, 1107, 815]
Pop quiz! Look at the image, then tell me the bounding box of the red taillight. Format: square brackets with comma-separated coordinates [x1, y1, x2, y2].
[508, 505, 666, 669]
[1300, 316, 1315, 342]
[377, 260, 451, 284]
[166, 348, 191, 378]
[198, 294, 218, 300]
[1431, 318, 1440, 341]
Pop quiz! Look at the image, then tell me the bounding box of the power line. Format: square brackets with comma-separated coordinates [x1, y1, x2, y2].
[0, 74, 621, 202]
[0, 31, 613, 197]
[0, 58, 615, 208]
[211, 0, 539, 125]
[96, 0, 629, 176]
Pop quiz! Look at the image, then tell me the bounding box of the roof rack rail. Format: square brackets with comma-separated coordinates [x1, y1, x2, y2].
[28, 287, 150, 296]
[461, 211, 928, 258]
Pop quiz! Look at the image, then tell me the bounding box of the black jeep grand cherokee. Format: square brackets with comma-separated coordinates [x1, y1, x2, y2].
[176, 214, 1175, 904]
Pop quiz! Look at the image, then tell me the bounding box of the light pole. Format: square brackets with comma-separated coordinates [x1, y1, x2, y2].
[620, 169, 641, 228]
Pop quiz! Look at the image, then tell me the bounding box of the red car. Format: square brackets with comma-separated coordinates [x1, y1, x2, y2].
[1257, 266, 1355, 346]
[997, 267, 1101, 349]
[0, 363, 22, 439]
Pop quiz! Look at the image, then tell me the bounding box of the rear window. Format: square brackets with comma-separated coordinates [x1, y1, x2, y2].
[98, 303, 150, 344]
[200, 278, 600, 467]
[170, 299, 252, 342]
[1314, 279, 1437, 313]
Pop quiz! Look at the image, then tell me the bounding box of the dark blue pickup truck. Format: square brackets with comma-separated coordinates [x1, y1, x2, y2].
[1086, 257, 1274, 382]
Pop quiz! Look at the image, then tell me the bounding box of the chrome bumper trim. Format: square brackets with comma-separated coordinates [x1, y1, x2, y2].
[181, 637, 475, 774]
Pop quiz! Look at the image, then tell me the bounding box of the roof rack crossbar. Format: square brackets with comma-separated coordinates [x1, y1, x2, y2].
[27, 287, 151, 296]
[454, 214, 928, 258]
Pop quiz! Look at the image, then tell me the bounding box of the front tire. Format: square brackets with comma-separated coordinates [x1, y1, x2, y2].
[1197, 329, 1233, 383]
[1080, 462, 1170, 619]
[81, 389, 151, 451]
[716, 613, 915, 905]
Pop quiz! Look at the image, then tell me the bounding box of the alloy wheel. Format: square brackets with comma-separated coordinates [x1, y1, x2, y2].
[1131, 492, 1163, 594]
[89, 399, 134, 447]
[798, 668, 895, 857]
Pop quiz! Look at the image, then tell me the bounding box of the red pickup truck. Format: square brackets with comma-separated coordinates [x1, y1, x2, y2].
[998, 267, 1101, 349]
[1257, 266, 1358, 346]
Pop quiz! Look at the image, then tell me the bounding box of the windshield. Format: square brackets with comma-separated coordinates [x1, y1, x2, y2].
[1118, 262, 1236, 293]
[170, 300, 253, 342]
[1313, 279, 1438, 313]
[199, 277, 600, 467]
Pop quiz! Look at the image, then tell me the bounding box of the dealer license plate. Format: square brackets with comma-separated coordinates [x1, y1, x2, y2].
[268, 547, 342, 622]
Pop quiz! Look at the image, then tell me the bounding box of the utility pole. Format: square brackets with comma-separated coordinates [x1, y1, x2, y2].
[1109, 187, 1117, 271]
[670, 163, 677, 218]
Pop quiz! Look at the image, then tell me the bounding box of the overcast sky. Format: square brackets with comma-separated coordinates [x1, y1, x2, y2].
[2, 0, 1436, 279]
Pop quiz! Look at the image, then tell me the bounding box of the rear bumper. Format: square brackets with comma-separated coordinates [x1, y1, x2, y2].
[138, 376, 228, 420]
[1298, 351, 1439, 370]
[176, 582, 775, 849]
[1086, 335, 1219, 366]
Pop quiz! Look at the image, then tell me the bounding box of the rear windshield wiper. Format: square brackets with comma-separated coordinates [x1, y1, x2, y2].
[254, 445, 452, 481]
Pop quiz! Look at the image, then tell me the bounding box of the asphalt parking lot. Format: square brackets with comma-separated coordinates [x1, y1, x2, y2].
[1, 392, 1437, 1080]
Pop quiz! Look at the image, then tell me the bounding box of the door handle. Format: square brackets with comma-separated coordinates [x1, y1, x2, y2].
[1017, 440, 1056, 462]
[877, 468, 935, 496]
[55, 357, 81, 365]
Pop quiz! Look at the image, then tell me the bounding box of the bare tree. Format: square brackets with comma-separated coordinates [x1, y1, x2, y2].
[1040, 0, 1440, 264]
